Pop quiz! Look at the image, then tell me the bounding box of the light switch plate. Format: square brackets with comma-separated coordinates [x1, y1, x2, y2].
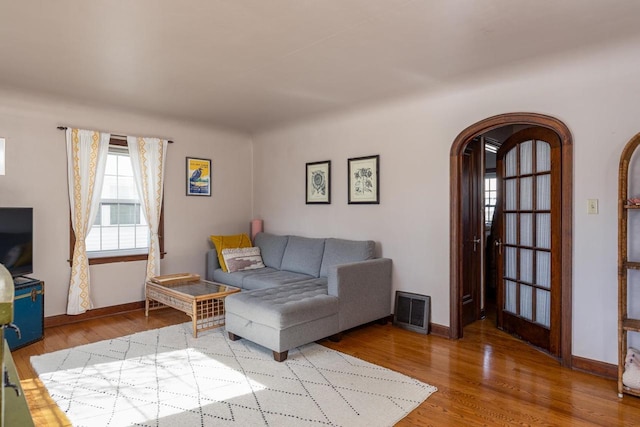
[587, 199, 598, 214]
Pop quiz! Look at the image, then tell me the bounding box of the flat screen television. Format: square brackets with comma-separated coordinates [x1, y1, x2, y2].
[0, 208, 33, 277]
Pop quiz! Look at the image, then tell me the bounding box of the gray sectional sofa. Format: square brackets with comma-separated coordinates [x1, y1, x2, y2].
[206, 232, 392, 361]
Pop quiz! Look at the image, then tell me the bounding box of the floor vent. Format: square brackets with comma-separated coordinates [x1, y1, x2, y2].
[393, 291, 430, 334]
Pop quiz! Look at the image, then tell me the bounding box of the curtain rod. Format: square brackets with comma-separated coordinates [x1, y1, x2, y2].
[57, 126, 174, 144]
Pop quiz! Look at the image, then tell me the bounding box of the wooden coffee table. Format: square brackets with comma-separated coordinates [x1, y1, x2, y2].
[145, 275, 240, 337]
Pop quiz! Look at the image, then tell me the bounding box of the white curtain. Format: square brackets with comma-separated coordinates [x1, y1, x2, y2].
[127, 136, 168, 281]
[66, 128, 110, 315]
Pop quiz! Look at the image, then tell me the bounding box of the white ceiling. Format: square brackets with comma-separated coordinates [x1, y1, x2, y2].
[2, 0, 640, 132]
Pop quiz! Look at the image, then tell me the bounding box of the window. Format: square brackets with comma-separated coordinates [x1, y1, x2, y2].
[485, 173, 497, 226]
[86, 145, 148, 256]
[69, 139, 164, 265]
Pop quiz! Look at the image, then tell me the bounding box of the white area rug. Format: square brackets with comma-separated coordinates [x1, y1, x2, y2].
[31, 322, 436, 427]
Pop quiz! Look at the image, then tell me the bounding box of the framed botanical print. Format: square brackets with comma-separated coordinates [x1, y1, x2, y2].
[186, 157, 211, 196]
[348, 155, 379, 204]
[306, 160, 331, 204]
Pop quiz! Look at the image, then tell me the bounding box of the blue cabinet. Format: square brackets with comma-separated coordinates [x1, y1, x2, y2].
[6, 277, 44, 350]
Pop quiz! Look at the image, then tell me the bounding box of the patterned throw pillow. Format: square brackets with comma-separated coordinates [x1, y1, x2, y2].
[221, 247, 266, 273]
[210, 234, 252, 272]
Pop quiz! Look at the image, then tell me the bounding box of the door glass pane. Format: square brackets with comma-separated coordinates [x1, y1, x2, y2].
[537, 174, 550, 210]
[536, 141, 551, 172]
[536, 251, 551, 289]
[520, 249, 533, 283]
[536, 213, 551, 249]
[505, 179, 517, 210]
[536, 289, 551, 327]
[520, 177, 532, 210]
[505, 149, 517, 177]
[520, 285, 533, 320]
[520, 213, 532, 246]
[505, 213, 517, 245]
[520, 140, 533, 175]
[505, 280, 517, 313]
[505, 247, 516, 279]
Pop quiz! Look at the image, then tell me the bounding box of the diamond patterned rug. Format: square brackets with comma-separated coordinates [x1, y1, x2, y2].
[31, 322, 436, 426]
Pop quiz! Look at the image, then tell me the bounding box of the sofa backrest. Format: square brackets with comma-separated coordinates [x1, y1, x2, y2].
[280, 236, 326, 277]
[254, 232, 289, 269]
[319, 238, 376, 277]
[254, 232, 376, 278]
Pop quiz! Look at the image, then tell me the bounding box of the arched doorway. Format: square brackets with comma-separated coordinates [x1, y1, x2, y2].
[449, 112, 573, 367]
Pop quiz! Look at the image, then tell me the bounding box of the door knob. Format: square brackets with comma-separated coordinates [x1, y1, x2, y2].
[471, 236, 481, 252]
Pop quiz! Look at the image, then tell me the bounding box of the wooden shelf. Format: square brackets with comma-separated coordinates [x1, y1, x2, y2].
[618, 134, 640, 398]
[623, 319, 640, 332]
[623, 386, 640, 398]
[624, 261, 640, 270]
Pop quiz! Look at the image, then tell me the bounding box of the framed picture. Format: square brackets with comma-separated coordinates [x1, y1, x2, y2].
[348, 155, 379, 204]
[186, 157, 211, 196]
[306, 160, 331, 204]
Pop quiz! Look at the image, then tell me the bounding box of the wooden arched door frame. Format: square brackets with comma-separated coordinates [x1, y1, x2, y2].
[449, 112, 573, 367]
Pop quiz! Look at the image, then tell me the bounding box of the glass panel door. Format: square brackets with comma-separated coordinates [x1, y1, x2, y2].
[496, 127, 560, 355]
[501, 140, 551, 327]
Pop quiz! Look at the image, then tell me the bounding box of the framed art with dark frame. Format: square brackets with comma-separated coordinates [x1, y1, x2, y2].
[348, 155, 379, 204]
[306, 160, 331, 204]
[186, 157, 212, 196]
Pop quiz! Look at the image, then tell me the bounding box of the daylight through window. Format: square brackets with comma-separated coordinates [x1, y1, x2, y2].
[485, 174, 497, 226]
[85, 145, 150, 257]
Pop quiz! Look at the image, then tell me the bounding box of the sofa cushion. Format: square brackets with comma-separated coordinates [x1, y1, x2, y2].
[280, 236, 325, 277]
[222, 247, 265, 273]
[254, 232, 289, 269]
[211, 267, 278, 288]
[242, 270, 316, 291]
[224, 281, 338, 329]
[210, 233, 252, 272]
[319, 238, 376, 277]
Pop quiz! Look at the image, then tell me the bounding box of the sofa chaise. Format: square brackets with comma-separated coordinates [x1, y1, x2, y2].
[206, 232, 392, 361]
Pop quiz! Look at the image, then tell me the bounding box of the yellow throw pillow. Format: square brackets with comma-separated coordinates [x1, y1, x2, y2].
[210, 233, 252, 272]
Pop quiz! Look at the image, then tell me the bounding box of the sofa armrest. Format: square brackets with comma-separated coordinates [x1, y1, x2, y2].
[206, 249, 220, 281]
[327, 258, 392, 331]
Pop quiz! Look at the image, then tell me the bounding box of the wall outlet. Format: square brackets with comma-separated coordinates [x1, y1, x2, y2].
[587, 199, 598, 214]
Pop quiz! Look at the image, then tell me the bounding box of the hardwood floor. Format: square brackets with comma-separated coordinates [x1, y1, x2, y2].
[12, 309, 640, 426]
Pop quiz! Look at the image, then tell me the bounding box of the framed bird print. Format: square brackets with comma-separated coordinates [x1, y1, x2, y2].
[186, 157, 211, 196]
[306, 160, 331, 204]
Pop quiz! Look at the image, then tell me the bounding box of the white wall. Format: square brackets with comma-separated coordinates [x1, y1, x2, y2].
[1, 35, 637, 366]
[0, 90, 253, 317]
[252, 35, 640, 364]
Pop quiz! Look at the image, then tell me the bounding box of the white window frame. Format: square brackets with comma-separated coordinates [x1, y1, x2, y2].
[69, 139, 165, 266]
[86, 145, 150, 259]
